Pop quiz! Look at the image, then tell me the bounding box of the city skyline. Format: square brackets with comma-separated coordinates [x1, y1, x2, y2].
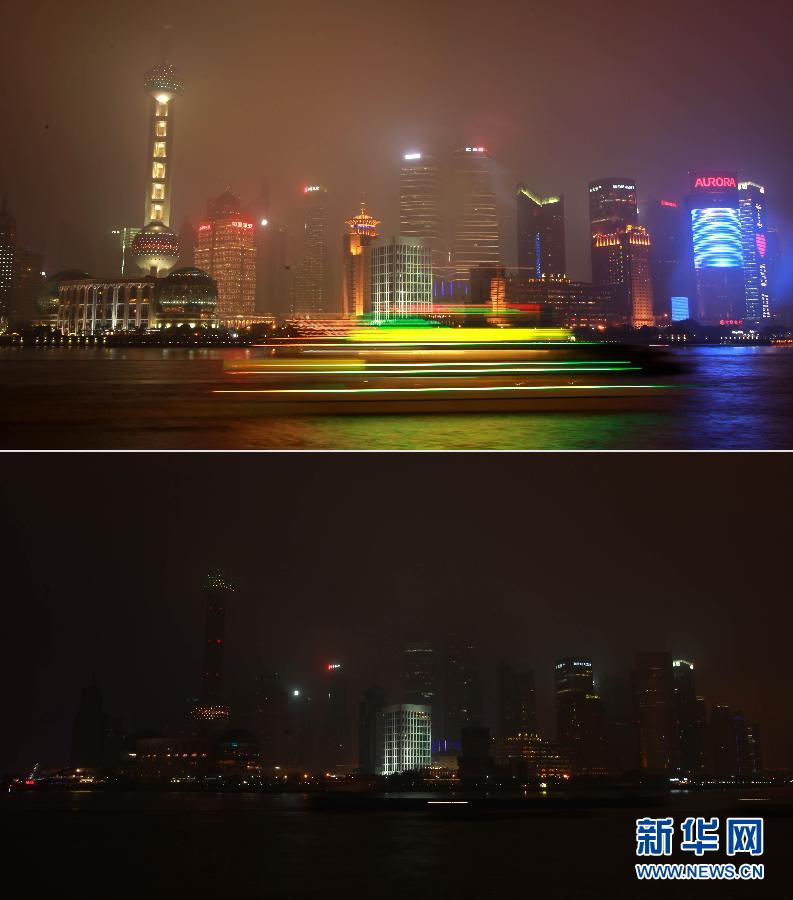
[1, 453, 791, 773]
[2, 1, 791, 296]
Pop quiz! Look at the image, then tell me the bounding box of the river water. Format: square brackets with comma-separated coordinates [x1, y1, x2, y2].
[1, 345, 792, 449]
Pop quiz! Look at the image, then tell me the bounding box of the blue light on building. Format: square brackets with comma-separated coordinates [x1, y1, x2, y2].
[691, 208, 744, 269]
[671, 297, 690, 321]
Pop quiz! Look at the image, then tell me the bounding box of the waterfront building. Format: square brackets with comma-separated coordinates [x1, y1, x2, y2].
[57, 276, 158, 334]
[155, 267, 219, 328]
[506, 274, 609, 328]
[293, 185, 330, 317]
[493, 734, 575, 780]
[497, 662, 538, 738]
[379, 704, 432, 775]
[371, 237, 433, 323]
[554, 657, 607, 774]
[191, 570, 235, 727]
[194, 191, 257, 321]
[687, 171, 745, 324]
[342, 203, 380, 318]
[450, 147, 500, 289]
[739, 181, 772, 324]
[633, 652, 679, 771]
[136, 736, 214, 780]
[516, 186, 566, 279]
[400, 152, 447, 274]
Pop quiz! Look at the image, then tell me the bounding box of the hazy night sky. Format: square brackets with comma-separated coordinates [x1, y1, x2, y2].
[1, 453, 791, 772]
[2, 0, 792, 289]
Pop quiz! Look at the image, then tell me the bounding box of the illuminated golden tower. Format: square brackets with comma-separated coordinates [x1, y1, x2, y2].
[143, 62, 183, 228]
[342, 202, 380, 318]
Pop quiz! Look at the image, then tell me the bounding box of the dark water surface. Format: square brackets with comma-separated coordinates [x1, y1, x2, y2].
[2, 345, 793, 449]
[4, 789, 789, 898]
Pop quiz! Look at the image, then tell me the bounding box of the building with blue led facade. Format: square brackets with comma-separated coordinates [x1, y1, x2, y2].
[687, 172, 745, 324]
[739, 181, 772, 324]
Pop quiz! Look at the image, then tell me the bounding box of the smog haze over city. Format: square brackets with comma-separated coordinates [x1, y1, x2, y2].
[3, 0, 793, 283]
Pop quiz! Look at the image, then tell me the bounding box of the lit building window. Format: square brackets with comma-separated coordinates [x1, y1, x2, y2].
[156, 102, 169, 117]
[152, 183, 165, 201]
[151, 203, 164, 220]
[155, 120, 167, 137]
[153, 142, 167, 158]
[152, 162, 166, 179]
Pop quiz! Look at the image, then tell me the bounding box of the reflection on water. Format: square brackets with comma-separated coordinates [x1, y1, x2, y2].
[1, 345, 792, 449]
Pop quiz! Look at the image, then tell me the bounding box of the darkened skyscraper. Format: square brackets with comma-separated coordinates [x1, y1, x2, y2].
[710, 704, 737, 778]
[320, 662, 352, 768]
[358, 685, 385, 775]
[634, 652, 679, 771]
[687, 172, 746, 324]
[70, 680, 105, 769]
[516, 186, 566, 279]
[672, 659, 708, 775]
[293, 185, 329, 317]
[253, 668, 289, 767]
[589, 179, 638, 238]
[442, 635, 483, 749]
[403, 640, 437, 713]
[554, 657, 607, 774]
[497, 662, 537, 738]
[192, 570, 234, 727]
[450, 147, 500, 290]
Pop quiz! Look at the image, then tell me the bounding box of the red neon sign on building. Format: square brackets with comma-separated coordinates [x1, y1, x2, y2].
[693, 176, 738, 189]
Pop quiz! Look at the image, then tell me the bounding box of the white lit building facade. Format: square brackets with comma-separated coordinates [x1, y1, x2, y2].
[379, 704, 432, 775]
[371, 238, 433, 324]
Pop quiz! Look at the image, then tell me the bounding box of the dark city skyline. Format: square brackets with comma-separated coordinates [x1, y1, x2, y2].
[2, 0, 792, 290]
[1, 453, 791, 773]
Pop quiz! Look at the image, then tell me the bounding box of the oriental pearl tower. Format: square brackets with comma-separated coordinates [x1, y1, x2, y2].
[130, 54, 183, 276]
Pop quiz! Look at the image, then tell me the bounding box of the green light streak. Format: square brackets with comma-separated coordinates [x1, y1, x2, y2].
[214, 384, 674, 396]
[227, 366, 642, 376]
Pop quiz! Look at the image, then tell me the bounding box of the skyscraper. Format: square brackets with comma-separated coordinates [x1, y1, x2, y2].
[107, 227, 142, 276]
[0, 198, 16, 324]
[342, 203, 380, 318]
[293, 185, 329, 317]
[589, 180, 654, 326]
[633, 652, 679, 771]
[642, 198, 690, 319]
[739, 181, 772, 324]
[497, 662, 538, 738]
[194, 191, 257, 321]
[672, 660, 708, 775]
[403, 641, 437, 709]
[70, 680, 106, 769]
[516, 186, 566, 279]
[441, 635, 483, 749]
[554, 657, 607, 773]
[142, 62, 182, 228]
[358, 686, 386, 775]
[320, 662, 352, 769]
[687, 172, 745, 324]
[379, 704, 432, 775]
[370, 237, 433, 323]
[710, 704, 737, 778]
[191, 569, 234, 726]
[450, 147, 500, 291]
[400, 152, 446, 273]
[253, 668, 289, 767]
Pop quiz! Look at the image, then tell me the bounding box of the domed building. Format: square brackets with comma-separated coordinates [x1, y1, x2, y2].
[155, 267, 219, 329]
[130, 221, 180, 276]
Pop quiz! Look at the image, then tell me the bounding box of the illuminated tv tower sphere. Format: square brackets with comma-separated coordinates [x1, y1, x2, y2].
[143, 62, 183, 103]
[130, 221, 180, 276]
